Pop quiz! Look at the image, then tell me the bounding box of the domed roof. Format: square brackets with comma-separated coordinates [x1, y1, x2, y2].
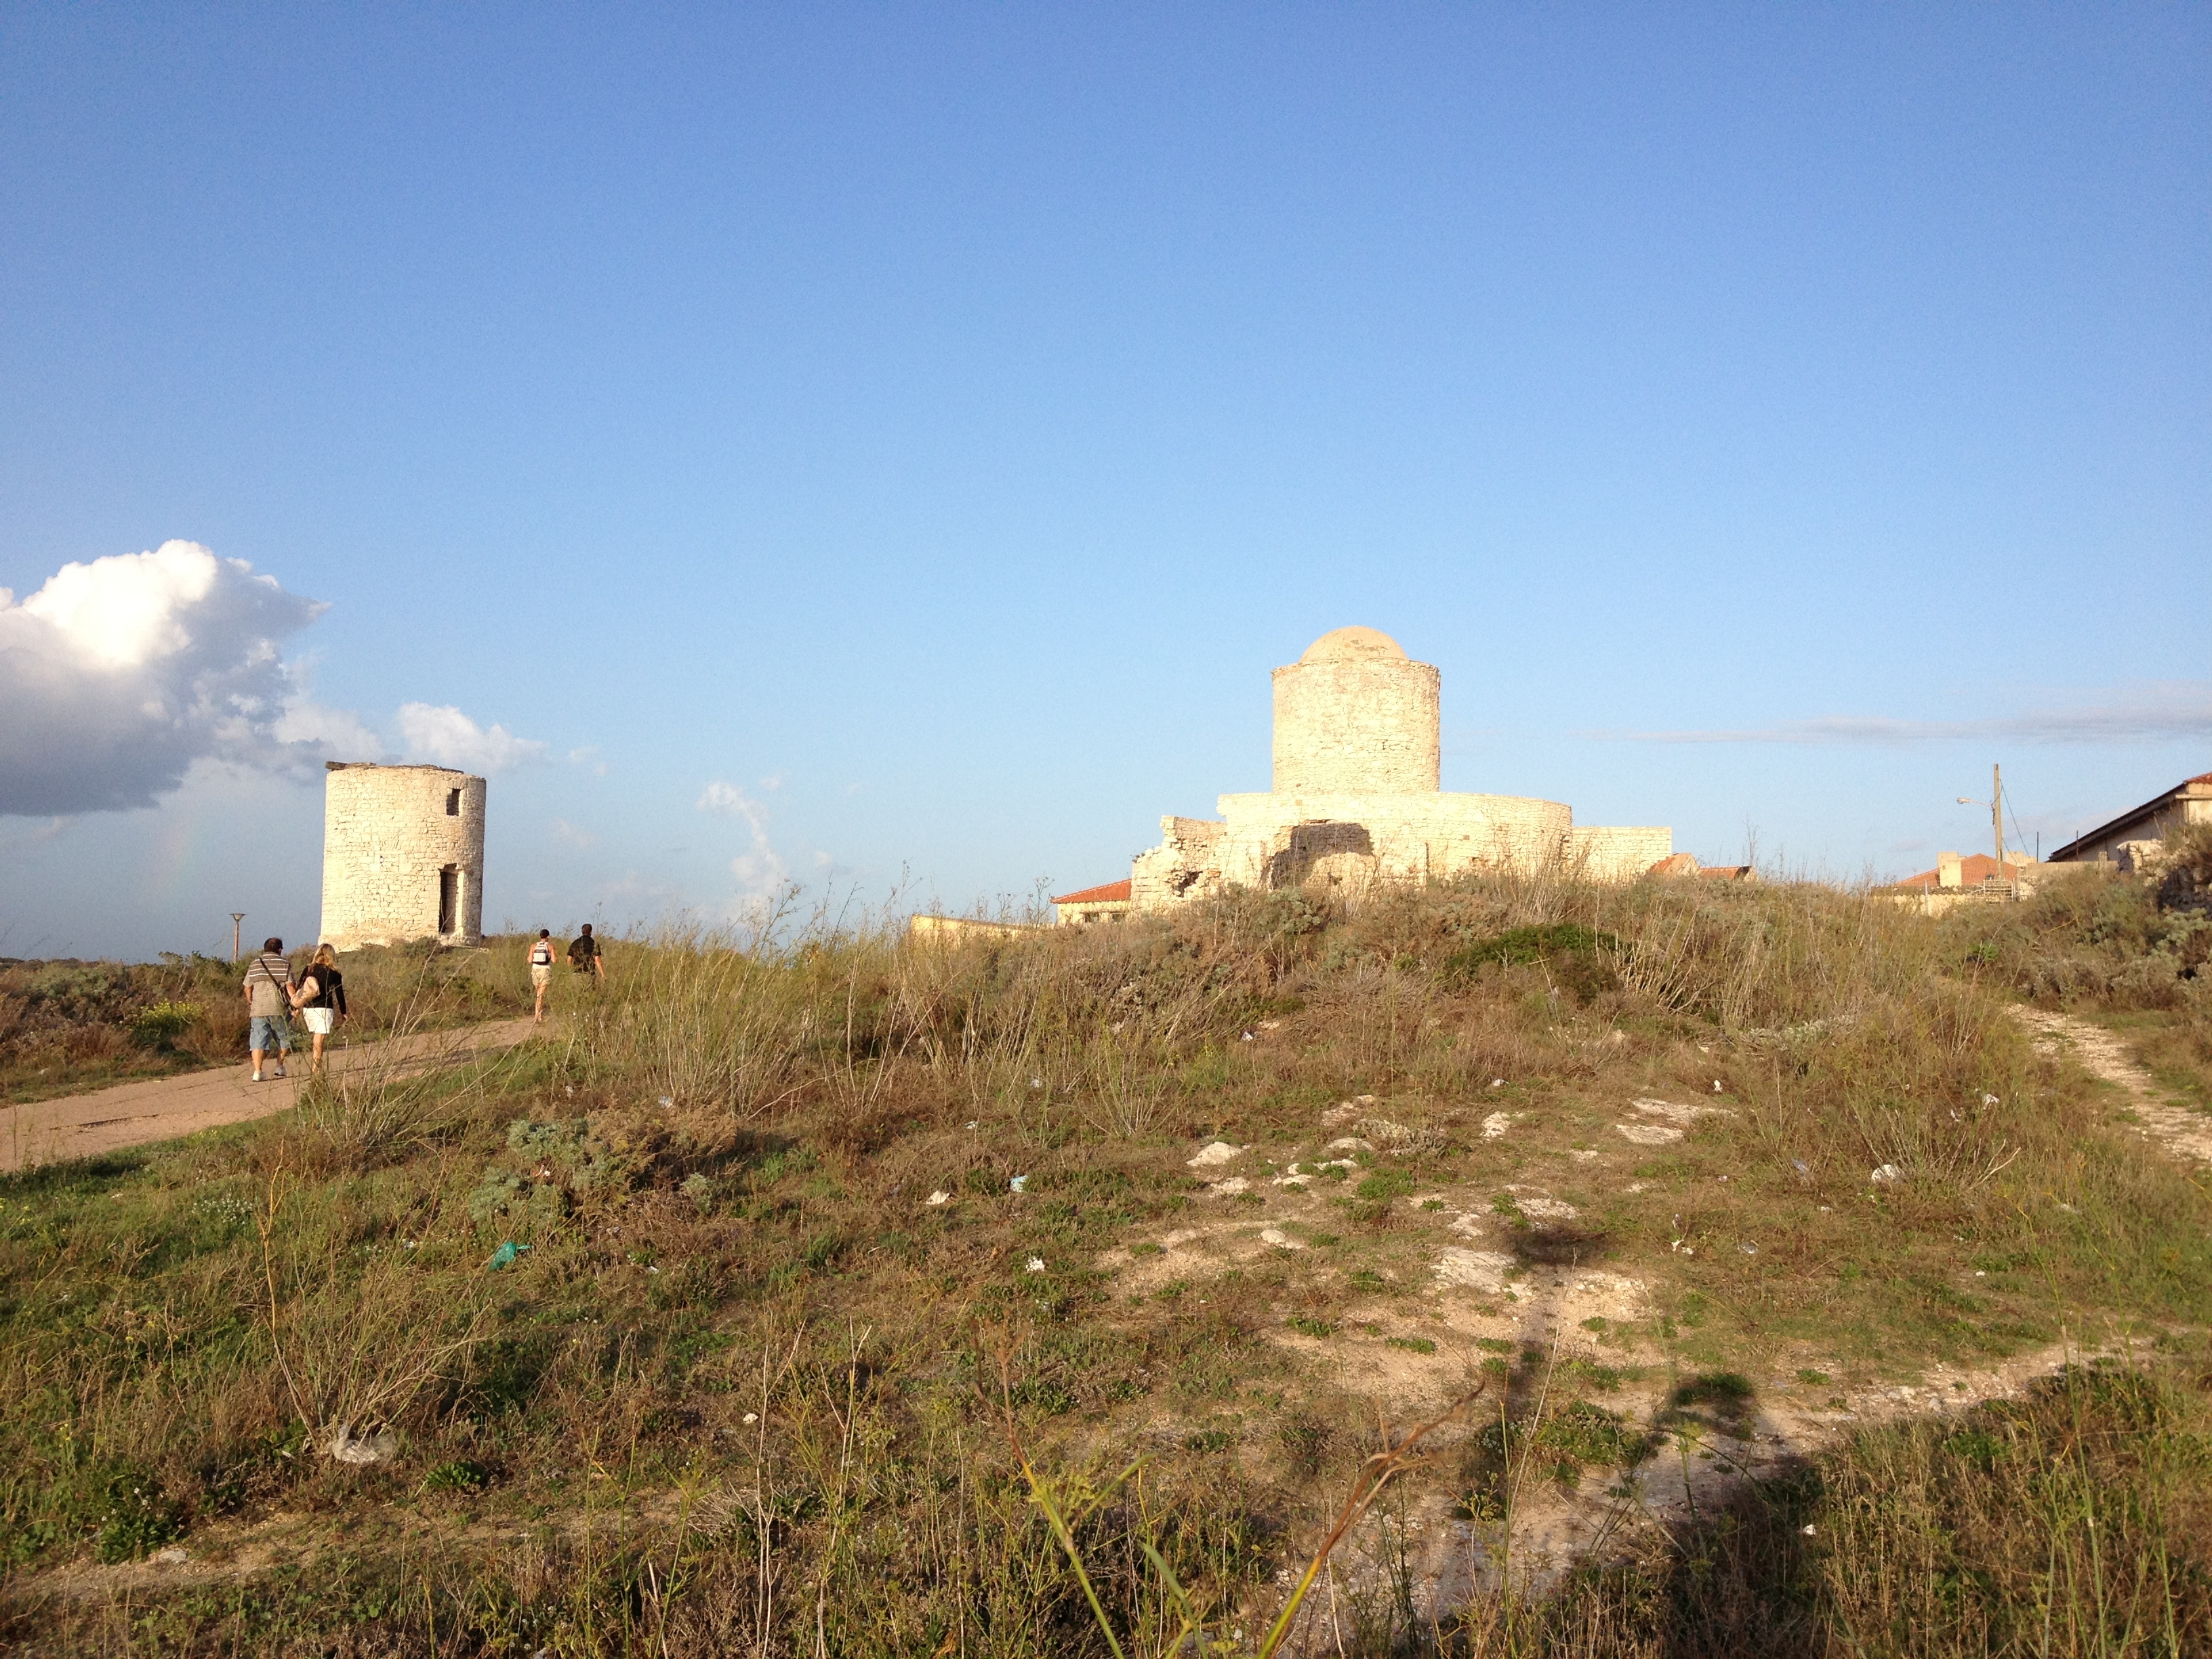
[1298, 626, 1408, 664]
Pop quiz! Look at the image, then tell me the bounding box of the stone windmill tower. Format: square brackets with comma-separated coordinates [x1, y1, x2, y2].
[319, 762, 487, 949]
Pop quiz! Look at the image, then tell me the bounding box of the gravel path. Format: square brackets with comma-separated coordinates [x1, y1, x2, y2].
[2013, 1004, 2212, 1165]
[0, 1017, 544, 1172]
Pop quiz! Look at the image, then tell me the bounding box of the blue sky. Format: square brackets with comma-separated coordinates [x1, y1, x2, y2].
[3, 5, 2207, 960]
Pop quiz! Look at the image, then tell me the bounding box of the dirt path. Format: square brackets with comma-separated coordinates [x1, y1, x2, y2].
[0, 1017, 546, 1172]
[2013, 1005, 2212, 1165]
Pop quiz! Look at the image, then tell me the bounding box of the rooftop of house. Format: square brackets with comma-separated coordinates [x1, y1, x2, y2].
[1647, 853, 1755, 882]
[1886, 853, 2036, 892]
[2049, 771, 2212, 862]
[1051, 880, 1132, 907]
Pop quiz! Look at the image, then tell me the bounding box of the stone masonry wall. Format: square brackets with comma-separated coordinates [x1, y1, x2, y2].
[320, 763, 487, 950]
[1271, 657, 1441, 794]
[1217, 792, 1573, 887]
[1568, 825, 1675, 881]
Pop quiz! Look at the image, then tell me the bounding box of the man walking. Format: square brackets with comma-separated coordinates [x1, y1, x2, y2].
[243, 937, 295, 1083]
[568, 922, 605, 986]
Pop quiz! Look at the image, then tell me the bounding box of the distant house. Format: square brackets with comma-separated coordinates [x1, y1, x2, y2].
[1889, 852, 2039, 893]
[2049, 773, 2212, 872]
[1646, 853, 1756, 882]
[1879, 850, 2043, 915]
[1052, 879, 1133, 926]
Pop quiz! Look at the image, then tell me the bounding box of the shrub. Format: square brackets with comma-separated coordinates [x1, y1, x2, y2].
[127, 1000, 202, 1050]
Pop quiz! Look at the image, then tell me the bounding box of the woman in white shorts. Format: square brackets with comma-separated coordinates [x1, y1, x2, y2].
[292, 944, 348, 1077]
[529, 929, 556, 1023]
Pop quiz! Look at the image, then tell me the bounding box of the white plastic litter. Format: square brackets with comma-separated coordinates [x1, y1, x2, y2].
[1025, 1257, 1046, 1273]
[326, 1426, 398, 1465]
[926, 1190, 951, 1206]
[1870, 1164, 1904, 1186]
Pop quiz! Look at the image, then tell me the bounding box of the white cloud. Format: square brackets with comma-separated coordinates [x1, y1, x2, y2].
[0, 540, 342, 815]
[273, 691, 387, 758]
[1593, 682, 2212, 747]
[396, 703, 548, 773]
[550, 817, 597, 848]
[698, 780, 791, 897]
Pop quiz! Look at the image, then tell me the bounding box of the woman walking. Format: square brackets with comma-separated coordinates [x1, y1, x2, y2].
[291, 944, 348, 1077]
[528, 929, 556, 1022]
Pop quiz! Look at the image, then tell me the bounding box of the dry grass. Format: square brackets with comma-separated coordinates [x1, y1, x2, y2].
[0, 869, 2205, 1653]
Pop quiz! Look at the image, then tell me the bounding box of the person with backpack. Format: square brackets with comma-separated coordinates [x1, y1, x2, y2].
[242, 937, 295, 1083]
[568, 923, 605, 987]
[528, 928, 557, 1021]
[290, 944, 348, 1076]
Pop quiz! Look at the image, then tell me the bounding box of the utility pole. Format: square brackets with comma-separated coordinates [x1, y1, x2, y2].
[230, 913, 245, 962]
[1957, 766, 2014, 900]
[1992, 764, 2005, 888]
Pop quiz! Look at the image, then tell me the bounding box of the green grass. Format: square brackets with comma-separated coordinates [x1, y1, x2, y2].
[0, 870, 2205, 1654]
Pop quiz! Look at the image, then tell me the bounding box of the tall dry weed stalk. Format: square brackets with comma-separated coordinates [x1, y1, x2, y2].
[577, 912, 814, 1118]
[289, 956, 486, 1162]
[255, 1174, 491, 1452]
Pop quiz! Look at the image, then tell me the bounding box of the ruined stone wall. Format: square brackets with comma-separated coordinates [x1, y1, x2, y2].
[1271, 657, 1440, 794]
[1131, 817, 1228, 911]
[1131, 798, 1673, 910]
[1568, 825, 1674, 882]
[1216, 792, 1572, 888]
[319, 764, 487, 950]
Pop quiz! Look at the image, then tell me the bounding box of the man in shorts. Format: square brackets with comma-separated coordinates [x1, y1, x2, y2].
[568, 923, 605, 986]
[243, 937, 295, 1082]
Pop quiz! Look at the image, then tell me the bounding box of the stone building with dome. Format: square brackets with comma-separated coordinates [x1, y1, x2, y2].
[1128, 627, 1671, 911]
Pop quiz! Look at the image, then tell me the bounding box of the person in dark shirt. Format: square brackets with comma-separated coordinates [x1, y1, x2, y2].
[568, 924, 605, 985]
[291, 944, 349, 1077]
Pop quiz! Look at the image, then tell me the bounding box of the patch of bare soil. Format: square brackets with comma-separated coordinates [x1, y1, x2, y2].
[2013, 1005, 2212, 1165]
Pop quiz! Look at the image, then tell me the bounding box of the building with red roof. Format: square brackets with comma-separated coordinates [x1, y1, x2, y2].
[1051, 879, 1132, 926]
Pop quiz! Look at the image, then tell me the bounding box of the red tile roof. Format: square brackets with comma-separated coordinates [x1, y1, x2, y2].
[1052, 880, 1132, 906]
[1890, 853, 2034, 891]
